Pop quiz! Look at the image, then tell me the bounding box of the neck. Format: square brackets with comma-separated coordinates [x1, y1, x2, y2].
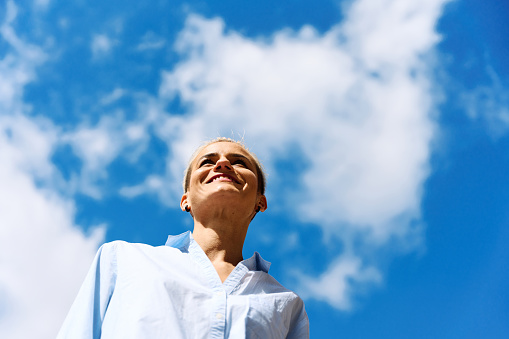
[192, 221, 248, 264]
[192, 216, 250, 282]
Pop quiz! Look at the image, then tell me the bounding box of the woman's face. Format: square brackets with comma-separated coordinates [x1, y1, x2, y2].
[181, 142, 266, 216]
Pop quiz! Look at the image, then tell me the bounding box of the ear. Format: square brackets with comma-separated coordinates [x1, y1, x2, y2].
[257, 195, 268, 212]
[180, 193, 189, 212]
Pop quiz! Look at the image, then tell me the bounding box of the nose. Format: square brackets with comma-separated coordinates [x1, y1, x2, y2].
[214, 156, 232, 171]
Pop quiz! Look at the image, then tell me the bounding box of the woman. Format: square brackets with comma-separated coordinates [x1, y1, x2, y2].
[58, 138, 309, 338]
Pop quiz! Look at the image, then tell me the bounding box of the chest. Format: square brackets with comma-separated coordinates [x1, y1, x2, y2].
[102, 251, 292, 338]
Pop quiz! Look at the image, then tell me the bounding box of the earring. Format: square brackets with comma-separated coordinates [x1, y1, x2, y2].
[185, 205, 190, 212]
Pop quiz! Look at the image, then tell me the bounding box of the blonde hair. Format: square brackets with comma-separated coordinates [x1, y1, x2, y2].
[183, 137, 266, 195]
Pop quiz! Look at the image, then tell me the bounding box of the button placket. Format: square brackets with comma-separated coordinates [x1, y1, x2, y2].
[209, 288, 227, 339]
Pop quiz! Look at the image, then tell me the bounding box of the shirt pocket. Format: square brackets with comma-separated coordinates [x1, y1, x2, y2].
[245, 296, 288, 339]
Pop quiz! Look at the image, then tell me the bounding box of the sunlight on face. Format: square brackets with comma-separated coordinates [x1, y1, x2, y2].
[188, 142, 259, 198]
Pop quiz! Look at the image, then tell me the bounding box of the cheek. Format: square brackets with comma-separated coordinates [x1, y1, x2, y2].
[190, 168, 207, 183]
[244, 172, 258, 187]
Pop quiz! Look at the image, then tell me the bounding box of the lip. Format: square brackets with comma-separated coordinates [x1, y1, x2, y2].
[206, 173, 240, 184]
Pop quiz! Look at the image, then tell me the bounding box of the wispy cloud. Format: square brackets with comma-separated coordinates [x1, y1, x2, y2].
[298, 255, 382, 310]
[462, 67, 509, 138]
[0, 115, 105, 339]
[3, 0, 453, 314]
[126, 0, 451, 308]
[0, 0, 46, 113]
[90, 17, 124, 60]
[34, 0, 51, 10]
[91, 33, 116, 59]
[0, 3, 104, 338]
[100, 87, 126, 106]
[136, 31, 166, 51]
[3, 0, 508, 337]
[63, 112, 150, 198]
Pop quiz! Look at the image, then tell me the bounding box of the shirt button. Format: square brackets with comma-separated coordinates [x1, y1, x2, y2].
[216, 313, 223, 319]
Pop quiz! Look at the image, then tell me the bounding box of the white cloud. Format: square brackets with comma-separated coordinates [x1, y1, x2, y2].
[298, 254, 382, 310]
[100, 87, 126, 106]
[136, 31, 166, 51]
[63, 112, 150, 198]
[462, 67, 509, 138]
[134, 0, 452, 308]
[91, 33, 116, 59]
[0, 115, 105, 339]
[0, 0, 46, 113]
[0, 4, 105, 338]
[119, 174, 165, 198]
[34, 0, 51, 10]
[156, 6, 441, 237]
[2, 0, 477, 325]
[90, 18, 124, 59]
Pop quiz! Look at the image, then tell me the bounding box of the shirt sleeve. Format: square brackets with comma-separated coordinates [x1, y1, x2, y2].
[286, 297, 309, 339]
[56, 242, 118, 339]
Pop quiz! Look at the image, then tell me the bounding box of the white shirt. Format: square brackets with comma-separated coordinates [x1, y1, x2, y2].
[57, 231, 309, 338]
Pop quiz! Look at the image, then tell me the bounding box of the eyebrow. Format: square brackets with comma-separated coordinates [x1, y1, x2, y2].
[198, 153, 252, 163]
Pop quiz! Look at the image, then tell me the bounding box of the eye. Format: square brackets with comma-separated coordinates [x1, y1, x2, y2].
[199, 159, 214, 167]
[232, 159, 247, 167]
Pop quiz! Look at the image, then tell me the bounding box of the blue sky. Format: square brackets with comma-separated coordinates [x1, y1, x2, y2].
[1, 0, 508, 338]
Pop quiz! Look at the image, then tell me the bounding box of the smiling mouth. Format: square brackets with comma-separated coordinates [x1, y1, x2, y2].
[207, 174, 239, 184]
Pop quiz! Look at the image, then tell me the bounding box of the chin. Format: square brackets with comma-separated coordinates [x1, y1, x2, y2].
[209, 188, 241, 197]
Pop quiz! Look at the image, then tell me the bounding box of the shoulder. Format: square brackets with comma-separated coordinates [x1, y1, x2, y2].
[97, 240, 181, 262]
[248, 271, 305, 308]
[100, 240, 153, 251]
[257, 271, 299, 295]
[99, 240, 172, 252]
[96, 240, 145, 257]
[98, 240, 189, 267]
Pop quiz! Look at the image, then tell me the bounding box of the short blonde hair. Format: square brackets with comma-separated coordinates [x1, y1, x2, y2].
[183, 137, 266, 195]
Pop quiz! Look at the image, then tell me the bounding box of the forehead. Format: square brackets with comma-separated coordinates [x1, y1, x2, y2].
[193, 142, 254, 163]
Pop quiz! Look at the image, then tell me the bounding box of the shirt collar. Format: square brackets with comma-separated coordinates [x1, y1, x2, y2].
[241, 252, 271, 273]
[165, 231, 271, 273]
[165, 231, 192, 253]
